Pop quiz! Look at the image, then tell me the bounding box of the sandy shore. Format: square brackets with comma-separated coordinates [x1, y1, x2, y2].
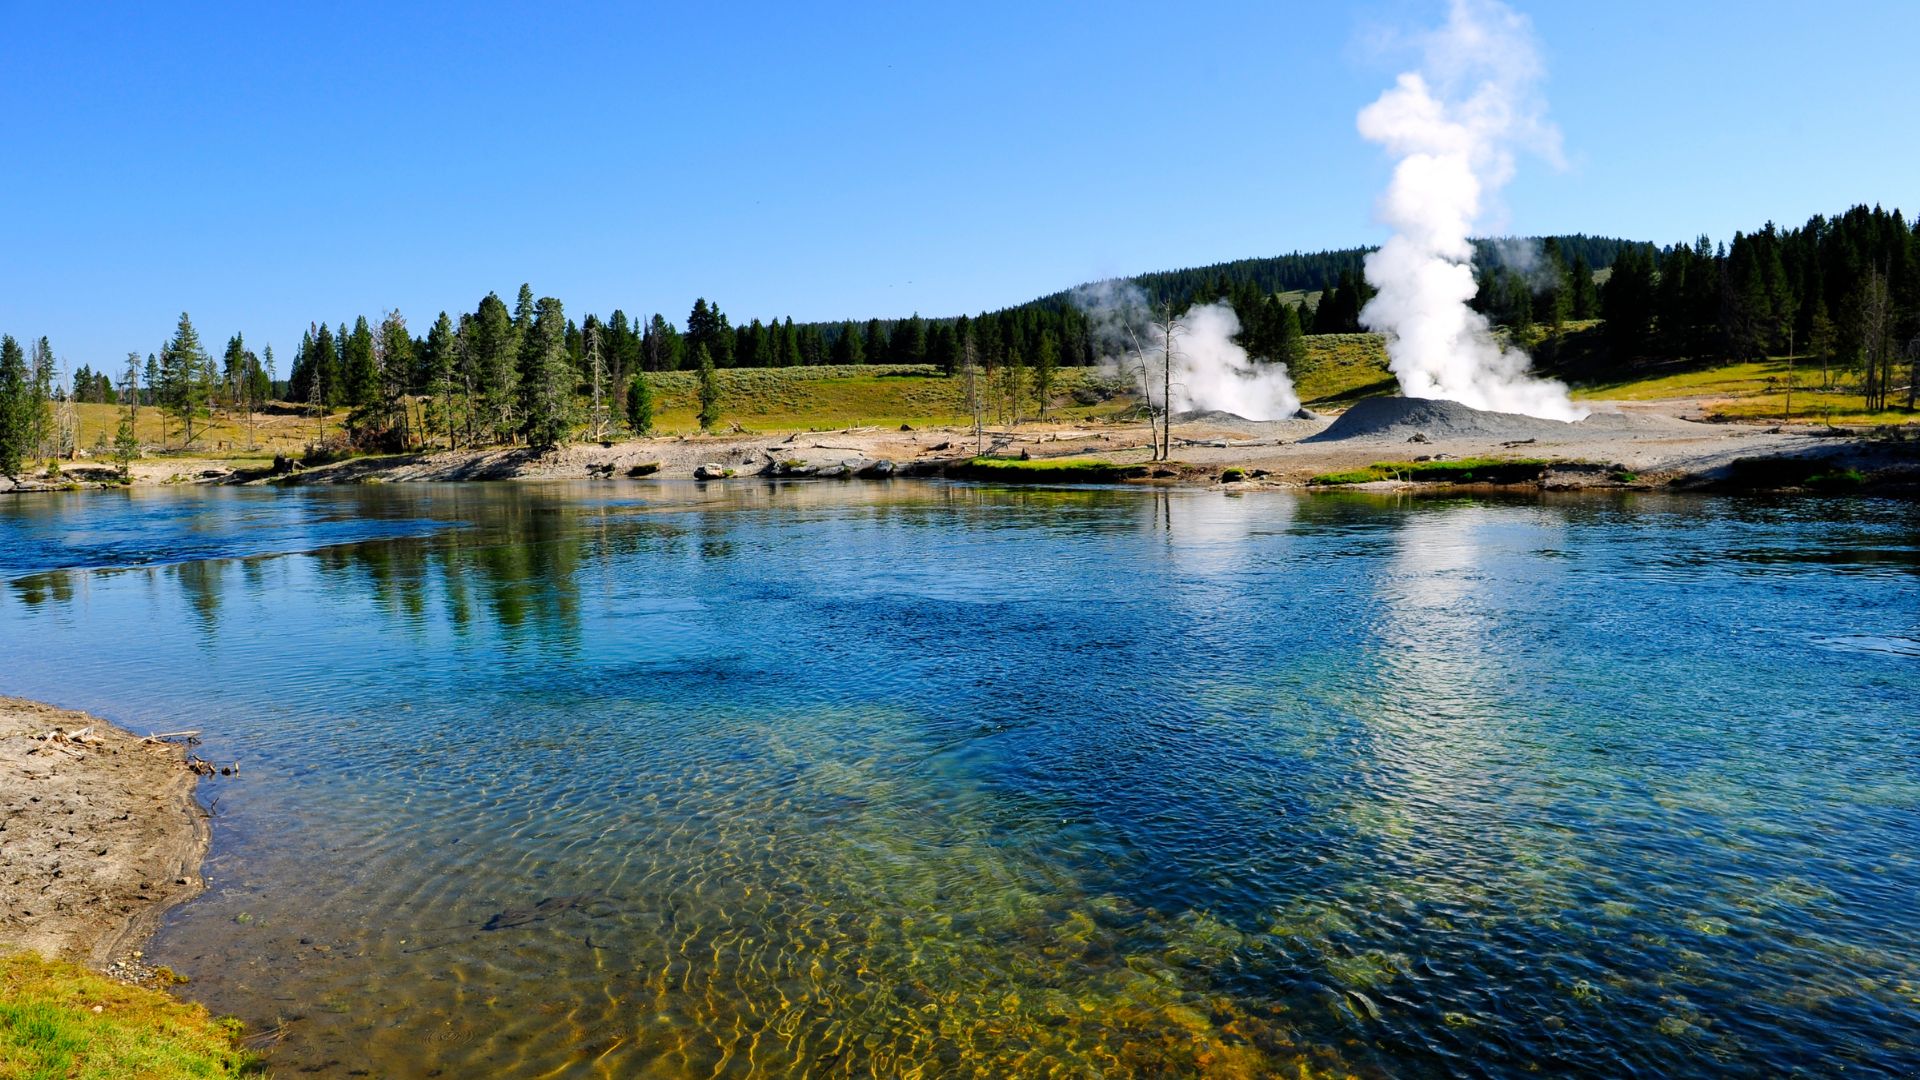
[0, 697, 209, 971]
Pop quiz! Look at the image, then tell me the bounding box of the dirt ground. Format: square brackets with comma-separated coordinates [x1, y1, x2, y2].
[0, 698, 208, 970]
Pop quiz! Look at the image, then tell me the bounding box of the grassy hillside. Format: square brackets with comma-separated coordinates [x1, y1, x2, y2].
[1292, 335, 1394, 406]
[70, 402, 322, 460]
[637, 364, 1121, 432]
[1570, 359, 1914, 425]
[1288, 329, 1918, 426]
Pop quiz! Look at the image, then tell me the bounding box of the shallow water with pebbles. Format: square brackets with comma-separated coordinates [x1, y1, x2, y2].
[1, 481, 1917, 1077]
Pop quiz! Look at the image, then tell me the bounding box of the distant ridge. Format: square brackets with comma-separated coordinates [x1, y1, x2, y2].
[997, 234, 1638, 317]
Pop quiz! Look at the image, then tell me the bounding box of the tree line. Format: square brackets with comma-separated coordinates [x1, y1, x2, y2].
[1600, 204, 1920, 408]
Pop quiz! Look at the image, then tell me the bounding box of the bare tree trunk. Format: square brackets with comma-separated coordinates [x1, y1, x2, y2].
[963, 334, 985, 454]
[1896, 334, 1912, 409]
[1161, 304, 1175, 461]
[1123, 321, 1159, 460]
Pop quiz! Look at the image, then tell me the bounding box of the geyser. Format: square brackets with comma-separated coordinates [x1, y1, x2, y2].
[1076, 281, 1301, 422]
[1357, 0, 1585, 421]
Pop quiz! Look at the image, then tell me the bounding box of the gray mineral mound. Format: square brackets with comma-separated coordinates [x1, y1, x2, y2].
[1171, 407, 1325, 431]
[1307, 395, 1701, 443]
[1306, 397, 1570, 442]
[1172, 409, 1256, 424]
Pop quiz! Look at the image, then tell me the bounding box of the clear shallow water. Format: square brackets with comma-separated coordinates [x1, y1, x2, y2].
[2, 482, 1917, 1078]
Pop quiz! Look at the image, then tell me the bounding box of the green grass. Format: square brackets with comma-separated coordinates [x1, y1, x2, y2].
[1292, 334, 1394, 406]
[638, 364, 1118, 433]
[1308, 458, 1549, 486]
[0, 952, 264, 1079]
[1570, 357, 1919, 426]
[1283, 330, 1918, 429]
[72, 401, 322, 461]
[947, 456, 1152, 483]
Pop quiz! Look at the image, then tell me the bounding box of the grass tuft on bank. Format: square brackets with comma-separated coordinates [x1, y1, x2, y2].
[1309, 458, 1549, 486]
[0, 952, 265, 1079]
[948, 457, 1152, 483]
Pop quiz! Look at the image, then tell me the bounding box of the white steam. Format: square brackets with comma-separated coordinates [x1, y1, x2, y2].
[1075, 281, 1301, 421]
[1357, 0, 1585, 421]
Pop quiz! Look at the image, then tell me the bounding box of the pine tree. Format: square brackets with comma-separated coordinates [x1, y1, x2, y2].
[1809, 298, 1836, 388]
[626, 371, 654, 436]
[223, 333, 248, 415]
[695, 345, 722, 432]
[365, 310, 412, 445]
[258, 345, 275, 409]
[475, 292, 519, 442]
[1276, 302, 1307, 370]
[343, 315, 378, 407]
[687, 299, 734, 367]
[519, 296, 574, 450]
[0, 336, 29, 475]
[780, 317, 799, 367]
[162, 313, 211, 446]
[425, 311, 458, 448]
[1033, 331, 1059, 418]
[831, 322, 863, 364]
[1538, 238, 1572, 333]
[892, 314, 928, 364]
[1570, 254, 1596, 319]
[27, 337, 55, 458]
[114, 351, 142, 479]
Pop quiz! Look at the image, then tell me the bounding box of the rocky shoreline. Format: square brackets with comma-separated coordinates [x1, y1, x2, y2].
[0, 698, 210, 979]
[3, 404, 1915, 497]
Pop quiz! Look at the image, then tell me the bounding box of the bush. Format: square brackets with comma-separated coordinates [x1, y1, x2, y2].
[300, 433, 354, 467]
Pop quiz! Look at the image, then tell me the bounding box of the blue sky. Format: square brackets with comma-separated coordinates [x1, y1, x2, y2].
[2, 0, 1913, 368]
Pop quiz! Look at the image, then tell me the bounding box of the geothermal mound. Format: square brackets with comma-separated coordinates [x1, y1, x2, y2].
[1306, 396, 1579, 442]
[1171, 407, 1322, 427]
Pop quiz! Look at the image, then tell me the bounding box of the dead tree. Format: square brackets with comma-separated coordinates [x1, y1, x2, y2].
[587, 323, 609, 441]
[1123, 321, 1162, 460]
[961, 327, 985, 454]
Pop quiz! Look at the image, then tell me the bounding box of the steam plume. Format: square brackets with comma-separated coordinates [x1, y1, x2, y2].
[1357, 0, 1584, 421]
[1075, 281, 1300, 421]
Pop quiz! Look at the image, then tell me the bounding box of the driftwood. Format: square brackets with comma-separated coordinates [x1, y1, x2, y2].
[145, 730, 202, 741]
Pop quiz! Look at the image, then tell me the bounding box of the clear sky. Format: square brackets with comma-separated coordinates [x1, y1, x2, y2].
[2, 0, 1913, 369]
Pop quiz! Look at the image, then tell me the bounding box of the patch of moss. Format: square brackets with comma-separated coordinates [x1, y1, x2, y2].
[947, 457, 1151, 483]
[0, 951, 264, 1078]
[1308, 458, 1549, 486]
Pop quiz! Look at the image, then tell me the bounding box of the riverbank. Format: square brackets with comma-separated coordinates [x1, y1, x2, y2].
[0, 697, 209, 972]
[0, 698, 258, 1074]
[238, 399, 1920, 496]
[6, 397, 1917, 496]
